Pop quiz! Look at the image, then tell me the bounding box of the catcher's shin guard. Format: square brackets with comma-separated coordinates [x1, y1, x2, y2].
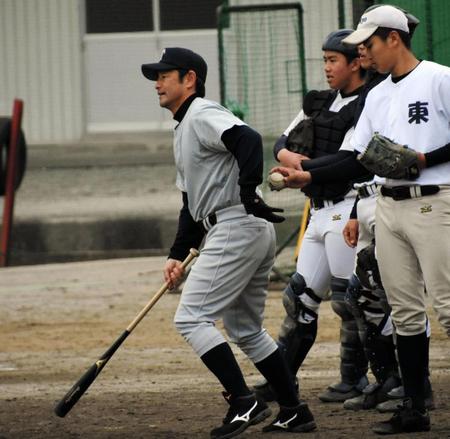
[279, 273, 320, 375]
[330, 277, 368, 386]
[278, 315, 318, 376]
[346, 274, 397, 383]
[364, 320, 399, 384]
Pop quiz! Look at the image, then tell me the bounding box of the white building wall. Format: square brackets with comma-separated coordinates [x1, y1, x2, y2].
[0, 0, 84, 144]
[85, 0, 351, 135]
[0, 0, 352, 142]
[84, 30, 220, 133]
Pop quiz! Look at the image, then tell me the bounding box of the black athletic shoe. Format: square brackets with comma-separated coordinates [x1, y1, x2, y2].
[372, 399, 430, 435]
[210, 392, 272, 439]
[262, 402, 316, 433]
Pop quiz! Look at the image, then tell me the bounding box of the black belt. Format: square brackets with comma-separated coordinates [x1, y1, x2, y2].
[357, 183, 378, 199]
[380, 185, 440, 201]
[310, 197, 345, 210]
[199, 212, 217, 231]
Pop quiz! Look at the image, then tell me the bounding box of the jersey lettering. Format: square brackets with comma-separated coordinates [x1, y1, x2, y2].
[408, 101, 429, 124]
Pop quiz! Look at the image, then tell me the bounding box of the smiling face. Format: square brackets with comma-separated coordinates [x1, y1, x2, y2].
[323, 50, 358, 93]
[154, 69, 196, 114]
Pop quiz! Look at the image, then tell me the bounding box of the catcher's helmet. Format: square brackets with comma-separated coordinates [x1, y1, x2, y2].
[363, 4, 420, 36]
[322, 29, 359, 59]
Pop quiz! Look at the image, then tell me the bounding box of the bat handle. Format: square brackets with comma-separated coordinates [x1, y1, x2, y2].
[126, 248, 199, 333]
[183, 248, 200, 268]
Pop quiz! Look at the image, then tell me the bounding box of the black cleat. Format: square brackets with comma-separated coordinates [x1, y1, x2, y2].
[262, 401, 316, 433]
[210, 392, 272, 439]
[372, 399, 430, 435]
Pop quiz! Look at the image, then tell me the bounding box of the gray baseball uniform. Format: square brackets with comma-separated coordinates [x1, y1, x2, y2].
[172, 98, 278, 362]
[141, 47, 316, 437]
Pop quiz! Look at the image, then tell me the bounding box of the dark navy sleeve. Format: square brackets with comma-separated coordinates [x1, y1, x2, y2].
[273, 135, 288, 161]
[309, 151, 372, 183]
[349, 196, 359, 220]
[301, 150, 351, 170]
[424, 142, 450, 168]
[221, 124, 263, 197]
[169, 192, 205, 261]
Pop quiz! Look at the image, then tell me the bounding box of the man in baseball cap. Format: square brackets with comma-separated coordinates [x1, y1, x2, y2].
[342, 4, 409, 46]
[141, 47, 207, 83]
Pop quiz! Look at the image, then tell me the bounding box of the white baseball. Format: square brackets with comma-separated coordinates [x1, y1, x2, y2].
[268, 172, 286, 191]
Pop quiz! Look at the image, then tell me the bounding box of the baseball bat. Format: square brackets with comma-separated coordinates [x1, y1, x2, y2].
[54, 248, 200, 418]
[295, 199, 310, 259]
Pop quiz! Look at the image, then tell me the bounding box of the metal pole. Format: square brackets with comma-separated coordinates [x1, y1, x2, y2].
[338, 0, 345, 29]
[217, 5, 227, 106]
[0, 99, 24, 267]
[425, 0, 434, 61]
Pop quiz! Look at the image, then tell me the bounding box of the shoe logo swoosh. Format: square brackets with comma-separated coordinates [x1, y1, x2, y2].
[273, 413, 298, 429]
[231, 401, 258, 423]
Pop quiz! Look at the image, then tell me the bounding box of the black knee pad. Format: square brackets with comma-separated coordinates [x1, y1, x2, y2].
[356, 240, 383, 291]
[331, 277, 353, 321]
[282, 272, 307, 319]
[283, 272, 320, 323]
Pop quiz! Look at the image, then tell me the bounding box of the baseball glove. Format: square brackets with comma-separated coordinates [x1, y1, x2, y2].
[357, 133, 420, 180]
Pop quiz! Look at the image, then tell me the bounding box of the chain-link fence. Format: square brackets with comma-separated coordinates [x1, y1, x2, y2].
[350, 0, 450, 65]
[218, 0, 450, 277]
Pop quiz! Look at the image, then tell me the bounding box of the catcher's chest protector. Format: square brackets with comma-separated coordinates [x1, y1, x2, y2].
[313, 97, 358, 158]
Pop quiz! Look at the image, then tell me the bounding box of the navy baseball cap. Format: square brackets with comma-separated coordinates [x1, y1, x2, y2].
[141, 47, 207, 82]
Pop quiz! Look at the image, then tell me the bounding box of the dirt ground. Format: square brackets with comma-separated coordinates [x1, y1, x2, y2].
[1, 257, 449, 439]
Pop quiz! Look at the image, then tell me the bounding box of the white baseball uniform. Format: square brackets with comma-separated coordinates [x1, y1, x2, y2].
[351, 60, 450, 337]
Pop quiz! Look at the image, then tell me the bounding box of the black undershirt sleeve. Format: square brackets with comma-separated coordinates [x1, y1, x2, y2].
[349, 196, 359, 220]
[309, 151, 372, 184]
[168, 192, 205, 261]
[424, 142, 450, 168]
[301, 150, 350, 170]
[221, 124, 263, 197]
[273, 135, 288, 161]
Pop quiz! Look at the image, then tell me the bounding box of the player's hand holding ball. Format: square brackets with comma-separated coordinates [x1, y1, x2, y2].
[268, 171, 286, 191]
[269, 167, 312, 189]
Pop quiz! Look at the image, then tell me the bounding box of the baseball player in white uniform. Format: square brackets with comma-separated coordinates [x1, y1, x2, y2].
[341, 5, 450, 435]
[256, 30, 373, 405]
[279, 5, 450, 435]
[141, 47, 316, 438]
[268, 7, 438, 416]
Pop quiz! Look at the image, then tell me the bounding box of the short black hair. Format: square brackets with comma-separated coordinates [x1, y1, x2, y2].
[373, 27, 411, 49]
[178, 69, 205, 97]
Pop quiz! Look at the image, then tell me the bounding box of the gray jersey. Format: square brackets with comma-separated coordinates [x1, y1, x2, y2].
[173, 98, 246, 222]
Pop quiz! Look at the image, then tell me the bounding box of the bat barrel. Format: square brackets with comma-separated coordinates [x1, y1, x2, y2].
[54, 248, 199, 417]
[54, 330, 130, 417]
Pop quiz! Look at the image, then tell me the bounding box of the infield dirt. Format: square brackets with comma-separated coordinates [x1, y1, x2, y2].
[1, 256, 449, 438]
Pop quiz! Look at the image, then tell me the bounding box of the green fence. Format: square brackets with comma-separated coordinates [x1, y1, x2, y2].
[217, 2, 308, 230]
[350, 0, 450, 66]
[217, 0, 449, 271]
